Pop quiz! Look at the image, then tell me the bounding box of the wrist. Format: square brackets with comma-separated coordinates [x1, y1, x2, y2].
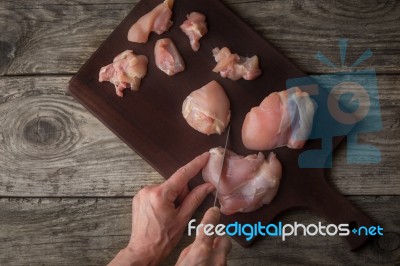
[125, 242, 163, 266]
[108, 246, 153, 266]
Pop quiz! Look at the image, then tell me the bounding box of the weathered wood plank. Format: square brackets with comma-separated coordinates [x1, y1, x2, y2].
[328, 74, 400, 195]
[0, 0, 399, 75]
[0, 196, 398, 265]
[0, 0, 136, 75]
[0, 76, 163, 197]
[0, 75, 399, 196]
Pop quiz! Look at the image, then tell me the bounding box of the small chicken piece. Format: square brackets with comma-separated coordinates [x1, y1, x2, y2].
[212, 47, 261, 81]
[242, 87, 317, 150]
[182, 81, 230, 135]
[203, 147, 282, 215]
[127, 0, 174, 43]
[180, 12, 208, 51]
[154, 38, 185, 76]
[99, 50, 148, 97]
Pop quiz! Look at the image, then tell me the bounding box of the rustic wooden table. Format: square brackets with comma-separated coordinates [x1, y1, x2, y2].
[1, 0, 399, 265]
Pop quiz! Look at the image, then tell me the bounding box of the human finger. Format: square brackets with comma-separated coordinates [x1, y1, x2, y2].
[195, 207, 221, 245]
[175, 243, 193, 265]
[163, 152, 209, 195]
[175, 185, 189, 206]
[177, 183, 214, 223]
[213, 236, 232, 256]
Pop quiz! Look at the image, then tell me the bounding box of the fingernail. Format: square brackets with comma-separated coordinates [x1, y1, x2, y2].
[202, 151, 210, 158]
[211, 206, 221, 217]
[207, 184, 215, 193]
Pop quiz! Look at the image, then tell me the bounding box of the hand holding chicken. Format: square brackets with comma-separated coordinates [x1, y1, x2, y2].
[108, 152, 218, 265]
[203, 147, 282, 215]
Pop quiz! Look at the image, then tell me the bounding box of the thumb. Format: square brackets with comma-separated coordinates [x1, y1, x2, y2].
[211, 236, 232, 265]
[177, 183, 214, 223]
[213, 236, 232, 254]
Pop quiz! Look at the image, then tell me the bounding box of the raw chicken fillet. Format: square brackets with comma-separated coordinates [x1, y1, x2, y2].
[212, 47, 261, 81]
[180, 12, 208, 51]
[242, 87, 317, 150]
[127, 0, 174, 43]
[203, 147, 282, 215]
[182, 81, 230, 135]
[154, 38, 185, 76]
[99, 50, 148, 97]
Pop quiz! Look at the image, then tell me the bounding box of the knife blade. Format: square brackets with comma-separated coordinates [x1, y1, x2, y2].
[213, 126, 230, 207]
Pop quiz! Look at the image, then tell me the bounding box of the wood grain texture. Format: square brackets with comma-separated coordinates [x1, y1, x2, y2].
[0, 0, 137, 75]
[0, 75, 399, 196]
[0, 0, 399, 264]
[0, 196, 398, 266]
[1, 0, 399, 75]
[0, 76, 163, 197]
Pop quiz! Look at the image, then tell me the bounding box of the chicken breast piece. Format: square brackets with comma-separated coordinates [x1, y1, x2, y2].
[212, 47, 261, 81]
[203, 147, 282, 215]
[127, 0, 174, 43]
[182, 81, 230, 135]
[99, 50, 148, 97]
[154, 38, 185, 76]
[242, 87, 317, 150]
[180, 12, 208, 51]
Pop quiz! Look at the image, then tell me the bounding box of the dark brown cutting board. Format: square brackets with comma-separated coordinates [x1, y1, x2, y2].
[69, 0, 374, 250]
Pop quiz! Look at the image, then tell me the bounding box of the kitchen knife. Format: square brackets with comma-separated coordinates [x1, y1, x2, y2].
[213, 126, 230, 207]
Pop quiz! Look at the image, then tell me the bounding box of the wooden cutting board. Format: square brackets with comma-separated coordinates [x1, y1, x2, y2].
[68, 0, 374, 250]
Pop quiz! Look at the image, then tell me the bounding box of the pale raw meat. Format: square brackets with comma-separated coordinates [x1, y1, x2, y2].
[212, 47, 261, 81]
[154, 38, 185, 76]
[242, 87, 317, 150]
[99, 50, 148, 97]
[180, 12, 208, 51]
[127, 0, 174, 43]
[182, 81, 230, 135]
[203, 147, 282, 215]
